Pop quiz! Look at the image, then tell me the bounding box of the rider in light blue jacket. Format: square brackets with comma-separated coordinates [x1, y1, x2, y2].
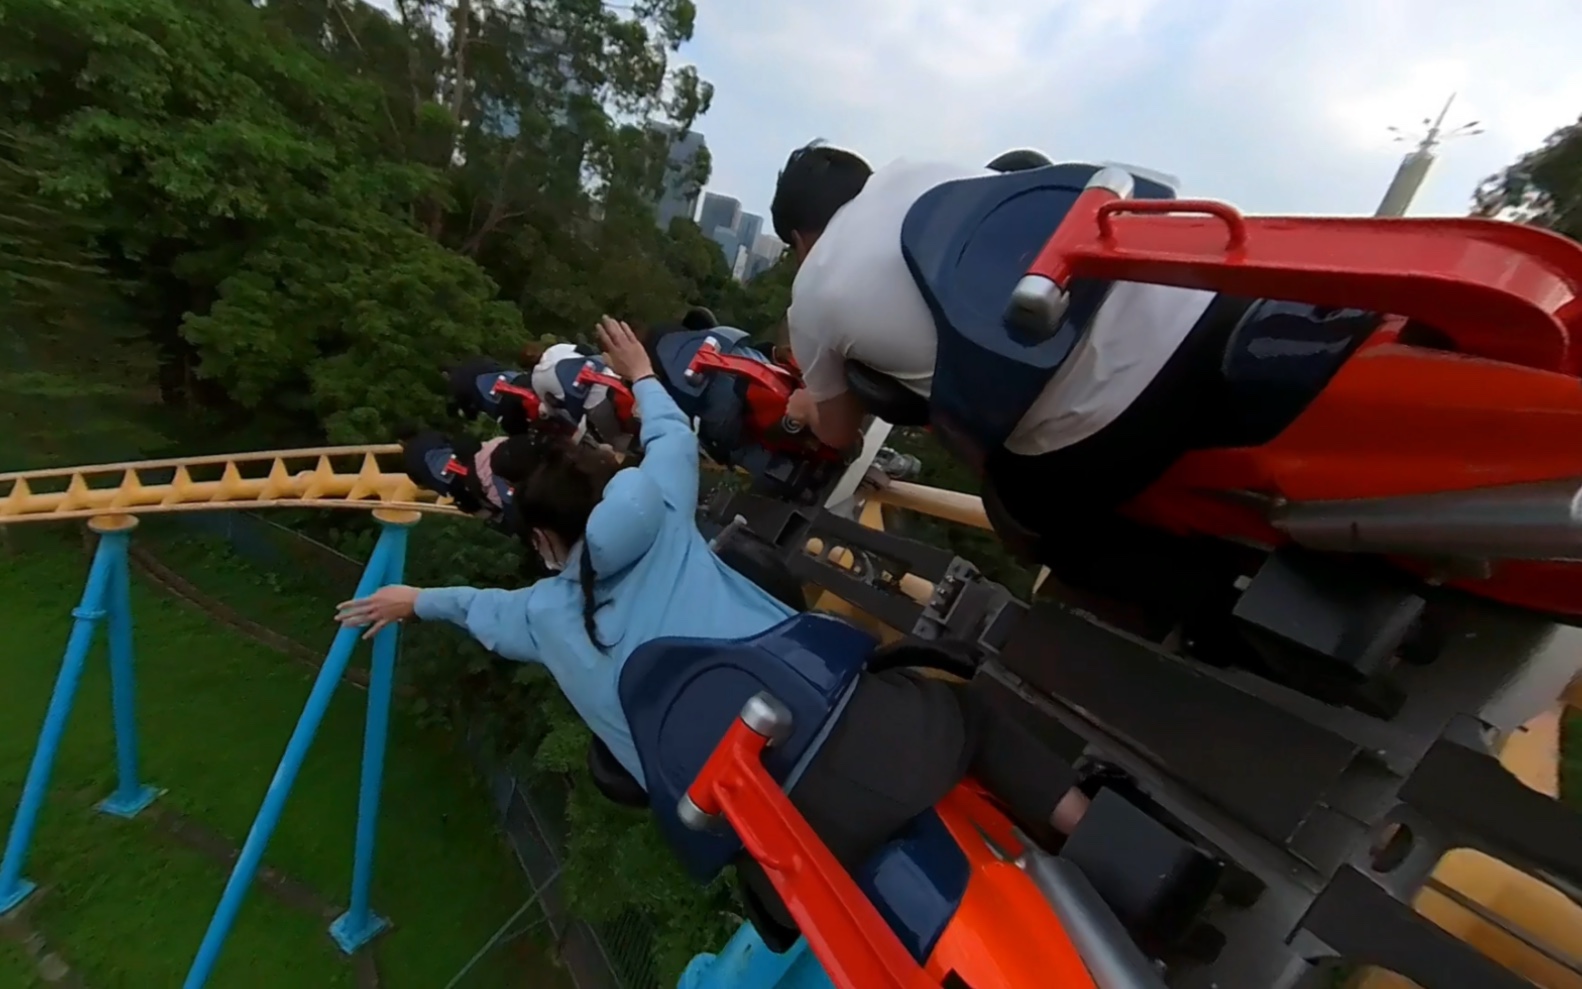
[337, 318, 795, 785]
[340, 316, 1093, 934]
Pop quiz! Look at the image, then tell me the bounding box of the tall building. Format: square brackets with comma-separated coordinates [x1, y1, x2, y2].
[752, 233, 785, 262]
[652, 125, 708, 230]
[742, 233, 786, 282]
[743, 253, 775, 282]
[698, 193, 742, 241]
[737, 213, 764, 258]
[710, 225, 742, 273]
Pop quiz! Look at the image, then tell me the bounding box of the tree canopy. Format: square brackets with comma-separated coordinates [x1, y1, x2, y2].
[1476, 116, 1582, 241]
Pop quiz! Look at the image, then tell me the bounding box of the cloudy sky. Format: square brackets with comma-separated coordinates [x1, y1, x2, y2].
[680, 0, 1582, 225]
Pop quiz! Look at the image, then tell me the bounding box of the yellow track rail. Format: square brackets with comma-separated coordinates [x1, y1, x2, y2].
[0, 446, 464, 525]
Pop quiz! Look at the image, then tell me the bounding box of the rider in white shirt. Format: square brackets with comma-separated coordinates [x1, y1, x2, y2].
[775, 143, 1215, 459]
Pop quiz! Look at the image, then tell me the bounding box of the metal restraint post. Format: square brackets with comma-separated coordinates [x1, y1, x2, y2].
[0, 513, 164, 916]
[182, 509, 420, 989]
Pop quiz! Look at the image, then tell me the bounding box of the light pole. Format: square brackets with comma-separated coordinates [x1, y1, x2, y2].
[1375, 94, 1484, 217]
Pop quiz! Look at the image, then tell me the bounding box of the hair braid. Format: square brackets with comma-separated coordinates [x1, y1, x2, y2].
[578, 541, 606, 650]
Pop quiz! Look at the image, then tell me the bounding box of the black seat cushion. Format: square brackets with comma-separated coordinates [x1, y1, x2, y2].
[715, 529, 808, 612]
[986, 149, 1054, 173]
[736, 864, 804, 953]
[586, 735, 647, 808]
[1059, 788, 1223, 955]
[864, 638, 979, 680]
[845, 360, 930, 427]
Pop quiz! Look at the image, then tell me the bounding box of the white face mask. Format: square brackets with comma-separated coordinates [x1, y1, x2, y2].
[534, 532, 566, 572]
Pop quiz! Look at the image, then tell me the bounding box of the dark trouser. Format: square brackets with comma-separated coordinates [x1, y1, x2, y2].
[736, 669, 1080, 932]
[984, 294, 1254, 626]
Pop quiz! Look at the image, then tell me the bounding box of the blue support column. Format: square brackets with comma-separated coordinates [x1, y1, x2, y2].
[330, 510, 417, 953]
[182, 527, 403, 989]
[0, 516, 126, 915]
[96, 517, 163, 819]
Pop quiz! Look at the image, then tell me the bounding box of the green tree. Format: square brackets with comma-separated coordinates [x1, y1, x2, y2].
[1, 0, 743, 976]
[724, 257, 795, 338]
[181, 203, 524, 442]
[0, 0, 451, 415]
[1475, 115, 1582, 240]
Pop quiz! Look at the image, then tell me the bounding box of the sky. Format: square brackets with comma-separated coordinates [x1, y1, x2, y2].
[680, 0, 1582, 225]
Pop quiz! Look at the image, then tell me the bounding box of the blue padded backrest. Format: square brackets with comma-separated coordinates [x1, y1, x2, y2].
[470, 369, 530, 421]
[653, 326, 755, 417]
[901, 164, 1176, 451]
[619, 614, 877, 882]
[652, 326, 781, 470]
[853, 810, 970, 963]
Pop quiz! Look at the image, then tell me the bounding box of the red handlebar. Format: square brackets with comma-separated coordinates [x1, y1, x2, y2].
[573, 363, 638, 426]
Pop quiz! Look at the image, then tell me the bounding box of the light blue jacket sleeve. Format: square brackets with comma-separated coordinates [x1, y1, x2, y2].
[633, 376, 698, 512]
[414, 586, 540, 663]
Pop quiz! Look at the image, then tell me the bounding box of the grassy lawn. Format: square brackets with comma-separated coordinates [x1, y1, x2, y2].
[0, 527, 566, 989]
[134, 519, 364, 664]
[0, 939, 45, 988]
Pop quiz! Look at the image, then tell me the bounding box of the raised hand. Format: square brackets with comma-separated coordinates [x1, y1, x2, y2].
[595, 315, 655, 383]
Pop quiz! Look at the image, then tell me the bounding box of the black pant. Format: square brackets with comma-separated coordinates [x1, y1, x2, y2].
[736, 669, 1079, 932]
[984, 294, 1254, 626]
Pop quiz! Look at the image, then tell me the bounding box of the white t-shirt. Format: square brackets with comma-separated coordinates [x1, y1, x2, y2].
[786, 158, 1216, 457]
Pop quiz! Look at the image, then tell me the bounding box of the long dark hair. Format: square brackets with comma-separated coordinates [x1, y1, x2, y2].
[508, 440, 623, 649]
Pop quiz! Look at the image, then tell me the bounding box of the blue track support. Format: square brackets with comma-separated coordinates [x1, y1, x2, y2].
[330, 515, 414, 953]
[97, 529, 163, 819]
[677, 924, 833, 989]
[0, 522, 140, 915]
[182, 528, 402, 989]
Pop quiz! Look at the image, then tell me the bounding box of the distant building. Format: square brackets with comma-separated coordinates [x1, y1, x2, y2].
[743, 252, 775, 282]
[652, 125, 708, 230]
[710, 225, 742, 271]
[698, 193, 743, 242]
[741, 233, 786, 282]
[737, 213, 764, 258]
[752, 233, 785, 262]
[692, 196, 785, 280]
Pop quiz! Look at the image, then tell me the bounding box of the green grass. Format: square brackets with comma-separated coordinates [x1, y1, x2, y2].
[136, 524, 359, 663]
[0, 938, 45, 988]
[0, 529, 568, 988]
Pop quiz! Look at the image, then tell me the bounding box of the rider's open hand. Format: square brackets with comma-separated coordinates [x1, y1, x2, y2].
[336, 585, 420, 640]
[596, 316, 655, 383]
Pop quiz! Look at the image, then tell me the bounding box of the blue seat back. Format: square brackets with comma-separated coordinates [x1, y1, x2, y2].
[653, 326, 789, 472]
[619, 614, 877, 881]
[469, 369, 530, 421]
[901, 164, 1177, 452]
[653, 326, 758, 418]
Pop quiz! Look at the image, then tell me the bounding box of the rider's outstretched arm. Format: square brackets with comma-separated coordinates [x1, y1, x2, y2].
[414, 585, 542, 663]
